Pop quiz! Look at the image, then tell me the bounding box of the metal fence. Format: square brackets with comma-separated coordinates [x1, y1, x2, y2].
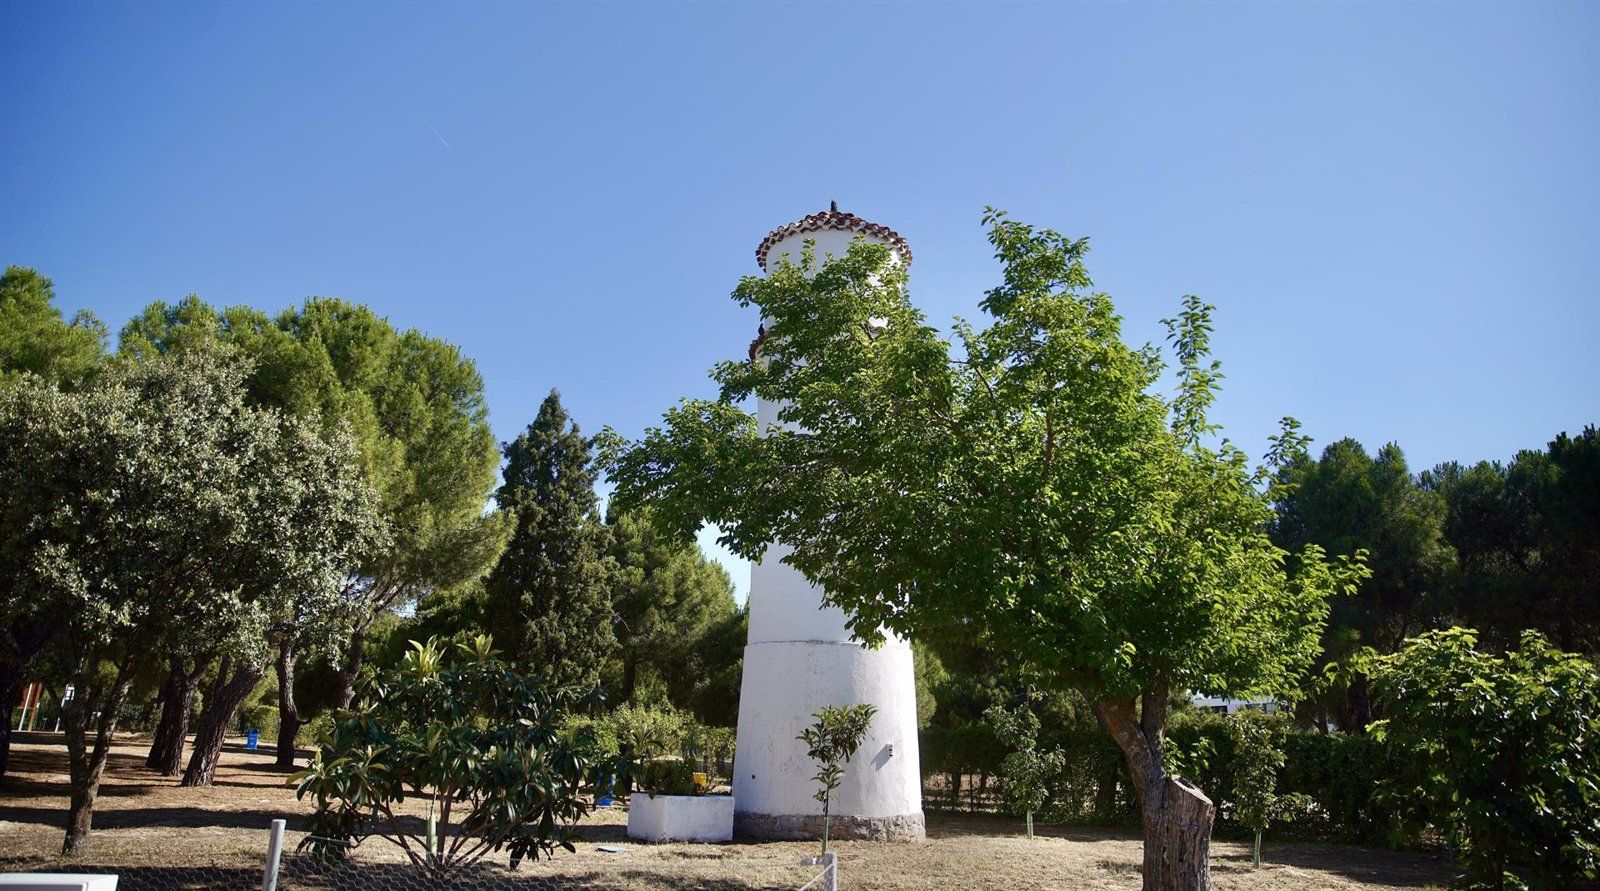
[6, 822, 839, 891]
[795, 853, 836, 891]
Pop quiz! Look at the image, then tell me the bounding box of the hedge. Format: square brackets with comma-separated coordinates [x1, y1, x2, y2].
[921, 712, 1411, 844]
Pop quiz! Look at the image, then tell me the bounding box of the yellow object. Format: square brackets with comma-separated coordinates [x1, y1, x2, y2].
[692, 772, 709, 793]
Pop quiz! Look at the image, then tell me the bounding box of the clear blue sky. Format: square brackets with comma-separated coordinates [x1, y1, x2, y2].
[4, 2, 1596, 599]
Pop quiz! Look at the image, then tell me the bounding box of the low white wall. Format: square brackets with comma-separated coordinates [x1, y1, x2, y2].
[0, 875, 119, 890]
[627, 793, 734, 843]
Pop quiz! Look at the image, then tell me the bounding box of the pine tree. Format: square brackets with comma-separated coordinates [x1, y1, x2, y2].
[605, 509, 737, 706]
[484, 390, 615, 688]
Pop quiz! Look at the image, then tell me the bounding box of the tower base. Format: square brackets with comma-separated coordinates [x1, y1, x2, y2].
[734, 810, 926, 842]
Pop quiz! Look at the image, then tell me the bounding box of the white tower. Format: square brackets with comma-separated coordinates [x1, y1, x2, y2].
[732, 205, 925, 842]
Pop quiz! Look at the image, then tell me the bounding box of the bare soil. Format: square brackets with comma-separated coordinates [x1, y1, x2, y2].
[0, 732, 1453, 889]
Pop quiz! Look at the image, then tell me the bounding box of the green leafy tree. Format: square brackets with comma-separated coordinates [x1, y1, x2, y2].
[1224, 712, 1310, 868]
[797, 704, 876, 856]
[0, 266, 106, 778]
[0, 348, 379, 851]
[117, 296, 509, 764]
[605, 509, 737, 705]
[294, 635, 605, 876]
[1366, 628, 1600, 889]
[1273, 439, 1455, 730]
[987, 697, 1067, 839]
[484, 390, 615, 688]
[606, 212, 1365, 889]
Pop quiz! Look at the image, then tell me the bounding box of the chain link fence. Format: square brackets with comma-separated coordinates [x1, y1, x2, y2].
[4, 822, 836, 891]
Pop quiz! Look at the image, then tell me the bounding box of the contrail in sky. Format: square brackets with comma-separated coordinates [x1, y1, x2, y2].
[427, 122, 452, 151]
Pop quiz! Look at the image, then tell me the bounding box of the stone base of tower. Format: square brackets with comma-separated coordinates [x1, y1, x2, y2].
[732, 638, 924, 843]
[734, 810, 926, 842]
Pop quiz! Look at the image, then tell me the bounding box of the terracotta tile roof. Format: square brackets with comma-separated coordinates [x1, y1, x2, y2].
[755, 202, 912, 271]
[749, 323, 765, 362]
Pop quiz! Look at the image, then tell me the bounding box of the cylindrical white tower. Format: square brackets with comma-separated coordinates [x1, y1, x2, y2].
[733, 205, 925, 842]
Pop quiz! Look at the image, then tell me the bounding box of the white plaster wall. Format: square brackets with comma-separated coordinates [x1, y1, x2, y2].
[733, 638, 921, 820]
[627, 794, 735, 843]
[763, 228, 902, 273]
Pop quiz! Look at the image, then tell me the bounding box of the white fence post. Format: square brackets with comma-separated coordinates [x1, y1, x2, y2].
[261, 818, 286, 891]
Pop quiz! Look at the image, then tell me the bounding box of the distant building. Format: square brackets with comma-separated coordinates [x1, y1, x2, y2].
[1190, 694, 1281, 715]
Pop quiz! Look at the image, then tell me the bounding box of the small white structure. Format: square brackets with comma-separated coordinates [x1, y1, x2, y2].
[627, 793, 735, 843]
[0, 875, 118, 890]
[1191, 695, 1281, 715]
[732, 206, 925, 842]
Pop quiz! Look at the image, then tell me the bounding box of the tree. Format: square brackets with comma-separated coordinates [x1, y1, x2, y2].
[0, 266, 104, 386]
[1272, 439, 1455, 730]
[606, 213, 1364, 889]
[0, 348, 379, 851]
[684, 605, 747, 727]
[1367, 628, 1600, 889]
[1224, 712, 1310, 869]
[143, 650, 212, 776]
[0, 266, 105, 779]
[118, 296, 509, 764]
[796, 704, 876, 857]
[1426, 428, 1600, 656]
[294, 635, 606, 876]
[483, 390, 615, 688]
[987, 698, 1067, 839]
[605, 509, 737, 706]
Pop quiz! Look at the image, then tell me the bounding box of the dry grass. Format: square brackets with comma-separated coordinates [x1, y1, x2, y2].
[0, 732, 1452, 889]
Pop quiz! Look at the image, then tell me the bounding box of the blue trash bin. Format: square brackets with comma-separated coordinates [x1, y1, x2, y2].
[246, 728, 259, 750]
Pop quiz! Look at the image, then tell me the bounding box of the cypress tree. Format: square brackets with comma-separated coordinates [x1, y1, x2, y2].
[484, 389, 615, 687]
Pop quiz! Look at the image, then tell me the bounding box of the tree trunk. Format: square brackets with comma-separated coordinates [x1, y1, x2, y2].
[62, 665, 133, 855]
[179, 656, 263, 788]
[0, 662, 21, 780]
[274, 639, 300, 769]
[332, 627, 366, 709]
[1094, 694, 1215, 891]
[620, 654, 638, 705]
[1096, 757, 1123, 817]
[1141, 774, 1214, 889]
[2, 618, 58, 780]
[146, 656, 204, 775]
[1346, 673, 1372, 732]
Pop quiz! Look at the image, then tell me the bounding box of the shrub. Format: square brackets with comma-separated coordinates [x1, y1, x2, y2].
[1279, 727, 1402, 844]
[1226, 711, 1312, 868]
[798, 704, 876, 855]
[292, 635, 608, 876]
[637, 759, 699, 797]
[986, 700, 1066, 839]
[1368, 628, 1600, 889]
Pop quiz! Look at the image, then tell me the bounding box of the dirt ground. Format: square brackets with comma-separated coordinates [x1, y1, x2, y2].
[0, 732, 1453, 889]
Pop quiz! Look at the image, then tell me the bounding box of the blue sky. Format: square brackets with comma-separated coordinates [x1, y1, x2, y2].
[3, 2, 1596, 600]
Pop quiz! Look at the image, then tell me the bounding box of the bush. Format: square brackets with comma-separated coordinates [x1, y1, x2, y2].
[1280, 726, 1404, 844]
[293, 636, 608, 876]
[1368, 628, 1600, 888]
[923, 707, 1420, 845]
[637, 759, 699, 797]
[919, 724, 1132, 821]
[1167, 708, 1406, 845]
[569, 703, 736, 786]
